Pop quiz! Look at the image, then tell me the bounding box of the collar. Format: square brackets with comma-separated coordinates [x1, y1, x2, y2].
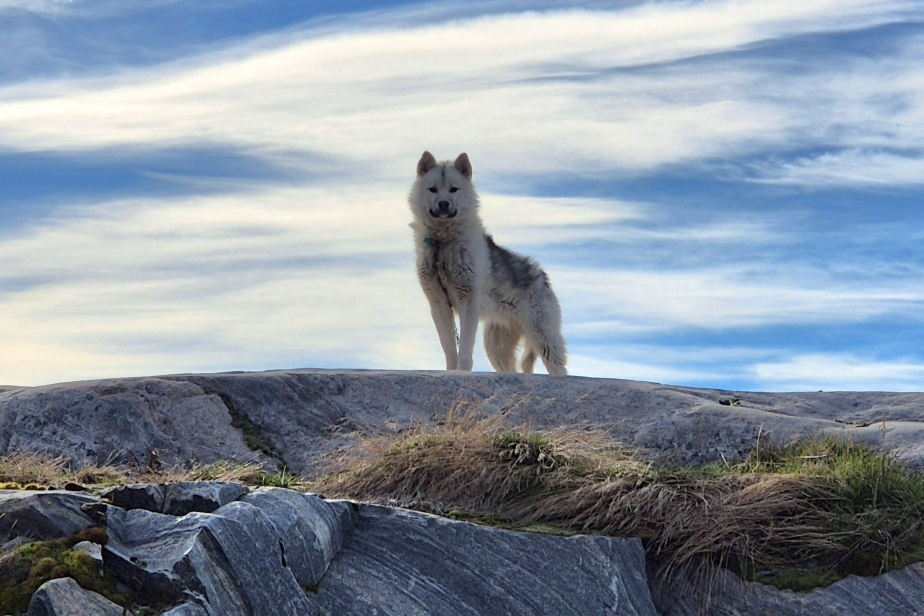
[423, 237, 439, 248]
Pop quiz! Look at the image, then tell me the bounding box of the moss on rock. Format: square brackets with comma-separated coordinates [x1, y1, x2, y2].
[0, 527, 130, 615]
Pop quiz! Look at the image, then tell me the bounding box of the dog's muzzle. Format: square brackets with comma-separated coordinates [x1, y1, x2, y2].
[429, 200, 457, 219]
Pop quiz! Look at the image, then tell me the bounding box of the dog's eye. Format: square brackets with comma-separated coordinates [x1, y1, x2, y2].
[449, 187, 458, 193]
[428, 187, 438, 193]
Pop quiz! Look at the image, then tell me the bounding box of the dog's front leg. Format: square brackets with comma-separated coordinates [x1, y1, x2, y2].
[419, 276, 458, 370]
[431, 301, 459, 370]
[456, 298, 479, 372]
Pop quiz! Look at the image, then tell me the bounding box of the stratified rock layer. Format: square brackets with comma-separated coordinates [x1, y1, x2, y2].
[314, 504, 655, 616]
[0, 490, 98, 544]
[102, 482, 249, 516]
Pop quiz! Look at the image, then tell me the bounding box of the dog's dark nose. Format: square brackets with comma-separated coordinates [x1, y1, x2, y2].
[438, 200, 450, 209]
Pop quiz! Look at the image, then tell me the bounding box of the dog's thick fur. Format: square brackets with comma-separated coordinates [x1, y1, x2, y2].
[409, 151, 567, 375]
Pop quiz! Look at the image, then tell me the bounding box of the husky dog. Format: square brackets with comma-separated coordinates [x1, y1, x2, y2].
[409, 151, 567, 376]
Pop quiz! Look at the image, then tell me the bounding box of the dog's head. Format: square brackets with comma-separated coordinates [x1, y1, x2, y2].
[409, 151, 477, 224]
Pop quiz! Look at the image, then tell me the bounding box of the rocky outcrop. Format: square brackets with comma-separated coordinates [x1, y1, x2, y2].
[2, 487, 657, 616]
[2, 370, 923, 475]
[2, 370, 923, 615]
[3, 483, 924, 615]
[0, 378, 258, 469]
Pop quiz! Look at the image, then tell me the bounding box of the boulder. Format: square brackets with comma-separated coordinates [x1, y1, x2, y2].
[0, 378, 258, 468]
[25, 577, 123, 616]
[238, 487, 355, 587]
[314, 503, 658, 616]
[0, 490, 99, 543]
[101, 483, 164, 512]
[71, 540, 103, 570]
[103, 500, 327, 615]
[102, 482, 249, 516]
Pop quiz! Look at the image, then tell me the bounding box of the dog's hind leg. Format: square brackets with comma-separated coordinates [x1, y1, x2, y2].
[484, 321, 520, 373]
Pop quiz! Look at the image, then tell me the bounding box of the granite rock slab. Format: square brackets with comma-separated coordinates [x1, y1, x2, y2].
[314, 503, 657, 616]
[238, 487, 356, 588]
[2, 484, 924, 616]
[104, 502, 320, 615]
[0, 377, 258, 469]
[0, 490, 99, 544]
[102, 482, 249, 516]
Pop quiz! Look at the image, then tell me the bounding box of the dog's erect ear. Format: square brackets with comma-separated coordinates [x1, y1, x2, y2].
[417, 151, 437, 177]
[453, 153, 472, 179]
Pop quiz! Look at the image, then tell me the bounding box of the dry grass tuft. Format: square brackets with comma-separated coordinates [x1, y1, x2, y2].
[0, 452, 285, 491]
[0, 452, 73, 487]
[318, 401, 924, 590]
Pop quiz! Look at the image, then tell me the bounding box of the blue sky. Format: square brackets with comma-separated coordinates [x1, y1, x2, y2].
[1, 0, 923, 391]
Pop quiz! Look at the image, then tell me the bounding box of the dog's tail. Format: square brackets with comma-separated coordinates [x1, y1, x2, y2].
[522, 335, 567, 376]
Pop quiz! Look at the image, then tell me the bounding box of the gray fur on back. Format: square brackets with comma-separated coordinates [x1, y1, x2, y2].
[486, 235, 545, 290]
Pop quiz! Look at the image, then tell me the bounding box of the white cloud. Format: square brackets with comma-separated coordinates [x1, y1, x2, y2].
[752, 354, 924, 391]
[566, 343, 778, 385]
[757, 149, 924, 186]
[556, 266, 924, 330]
[1, 181, 917, 386]
[0, 0, 921, 181]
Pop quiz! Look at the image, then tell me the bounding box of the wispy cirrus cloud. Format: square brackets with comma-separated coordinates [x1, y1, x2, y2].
[753, 354, 924, 392]
[557, 266, 924, 332]
[757, 149, 924, 186]
[1, 0, 922, 179]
